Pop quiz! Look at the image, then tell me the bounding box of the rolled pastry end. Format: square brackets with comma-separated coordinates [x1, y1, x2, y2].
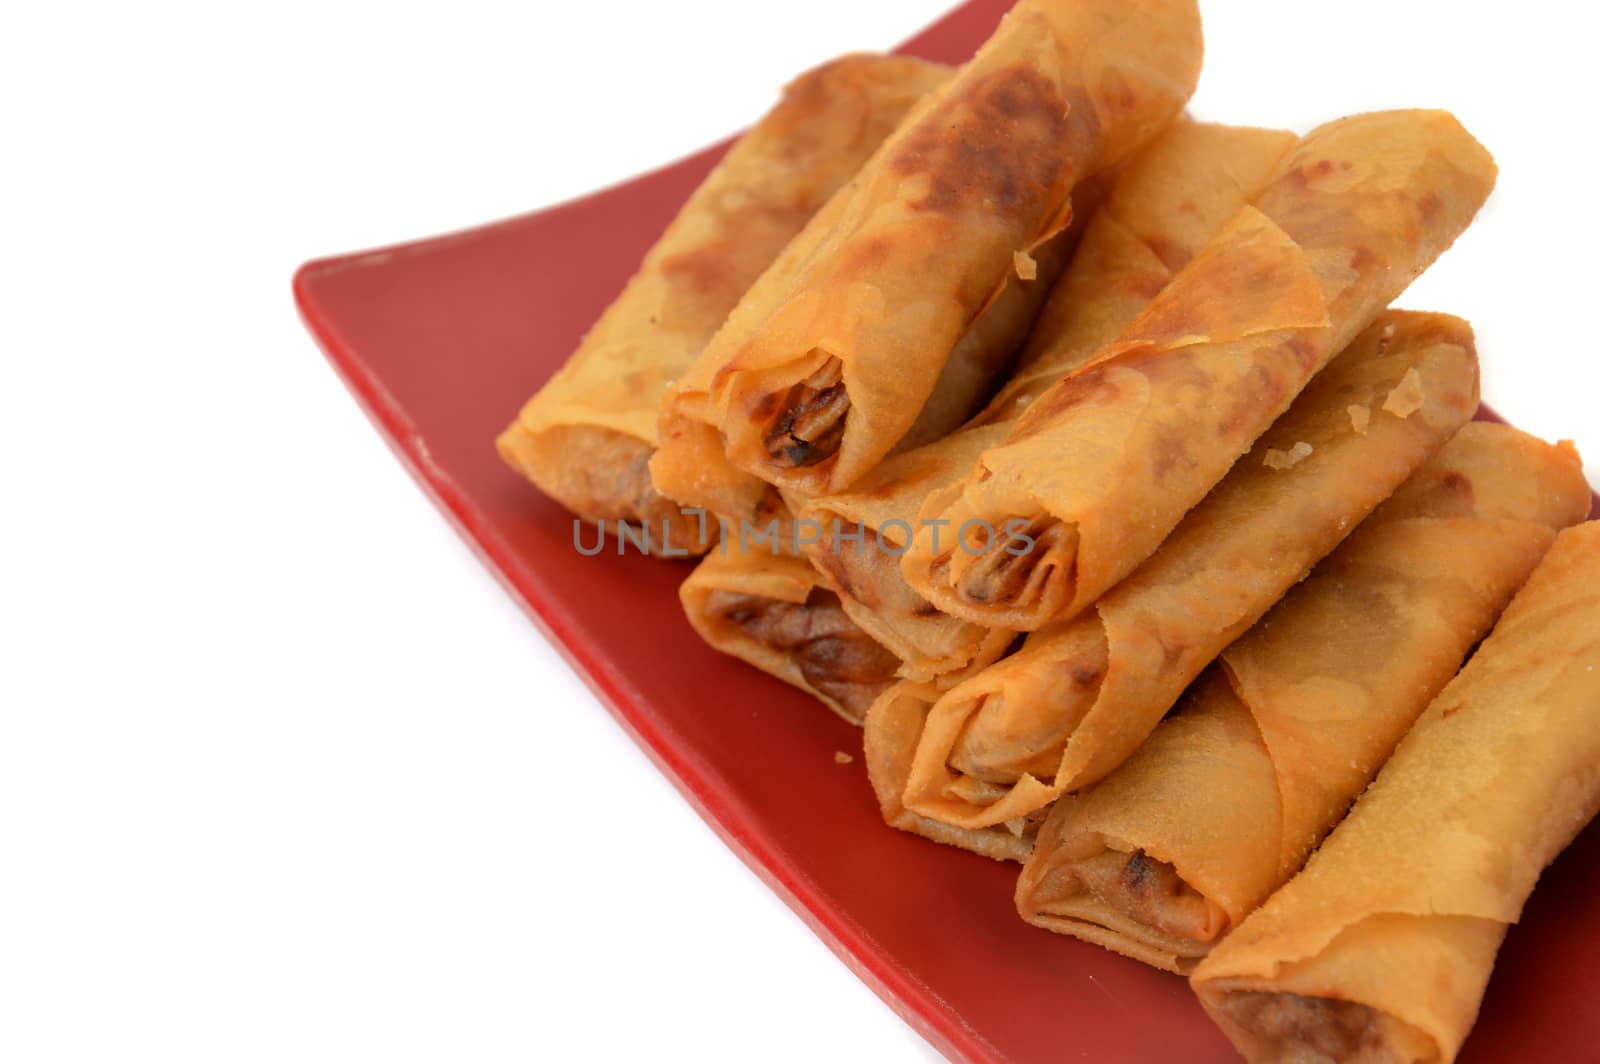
[1205, 987, 1439, 1064]
[496, 422, 713, 557]
[864, 682, 1038, 862]
[762, 356, 851, 470]
[901, 620, 1107, 828]
[907, 511, 1081, 629]
[1017, 841, 1229, 974]
[702, 585, 900, 724]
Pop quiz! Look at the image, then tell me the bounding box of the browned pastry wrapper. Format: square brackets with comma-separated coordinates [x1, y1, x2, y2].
[902, 109, 1498, 628]
[799, 122, 1298, 684]
[651, 161, 859, 539]
[902, 310, 1481, 830]
[655, 0, 1203, 511]
[1191, 519, 1600, 1064]
[649, 167, 1111, 549]
[863, 682, 1035, 862]
[680, 545, 898, 725]
[1016, 422, 1592, 974]
[984, 121, 1301, 422]
[497, 54, 950, 555]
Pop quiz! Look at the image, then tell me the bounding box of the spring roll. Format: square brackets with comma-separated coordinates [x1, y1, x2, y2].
[864, 681, 1035, 861]
[647, 146, 1094, 554]
[902, 310, 1481, 831]
[1016, 423, 1592, 974]
[901, 109, 1498, 629]
[496, 54, 950, 555]
[655, 0, 1204, 512]
[1190, 519, 1600, 1064]
[680, 545, 898, 725]
[800, 122, 1298, 684]
[650, 162, 866, 542]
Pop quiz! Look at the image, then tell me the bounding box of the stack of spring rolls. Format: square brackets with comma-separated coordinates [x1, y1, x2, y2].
[496, 1, 1600, 1058]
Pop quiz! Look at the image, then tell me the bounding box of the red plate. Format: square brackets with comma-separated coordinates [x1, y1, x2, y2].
[295, 2, 1600, 1058]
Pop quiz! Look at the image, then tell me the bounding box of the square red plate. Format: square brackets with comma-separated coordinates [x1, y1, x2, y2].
[295, 2, 1600, 1059]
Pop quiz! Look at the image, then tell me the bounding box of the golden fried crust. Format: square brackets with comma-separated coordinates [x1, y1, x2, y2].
[902, 110, 1497, 632]
[502, 53, 951, 542]
[705, 0, 1204, 496]
[793, 122, 1296, 684]
[1192, 521, 1600, 1064]
[903, 311, 1483, 834]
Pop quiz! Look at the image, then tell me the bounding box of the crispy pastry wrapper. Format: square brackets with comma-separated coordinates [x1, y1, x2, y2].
[799, 122, 1298, 684]
[1190, 518, 1600, 1064]
[680, 545, 899, 725]
[863, 682, 1035, 861]
[902, 109, 1498, 628]
[1016, 422, 1593, 974]
[649, 193, 1083, 544]
[497, 54, 950, 555]
[985, 121, 1301, 421]
[902, 310, 1482, 831]
[652, 155, 859, 535]
[664, 0, 1202, 501]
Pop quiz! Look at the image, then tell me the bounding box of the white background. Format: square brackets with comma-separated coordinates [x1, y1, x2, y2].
[3, 2, 1596, 1061]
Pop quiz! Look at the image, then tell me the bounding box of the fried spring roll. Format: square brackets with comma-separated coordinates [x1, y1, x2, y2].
[680, 546, 899, 725]
[902, 311, 1481, 830]
[864, 681, 1035, 861]
[1190, 520, 1600, 1064]
[650, 162, 865, 540]
[1016, 423, 1592, 974]
[800, 122, 1298, 684]
[901, 110, 1498, 629]
[655, 0, 1203, 510]
[648, 175, 1086, 554]
[649, 166, 1110, 552]
[497, 54, 950, 555]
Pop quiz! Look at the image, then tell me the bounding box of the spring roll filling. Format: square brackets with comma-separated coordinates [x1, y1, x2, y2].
[705, 586, 899, 717]
[605, 435, 693, 528]
[764, 357, 851, 468]
[1221, 990, 1387, 1063]
[533, 428, 667, 521]
[943, 519, 1076, 609]
[1064, 848, 1228, 944]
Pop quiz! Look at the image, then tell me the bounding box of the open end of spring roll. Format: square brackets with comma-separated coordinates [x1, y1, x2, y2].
[652, 141, 883, 530]
[797, 122, 1298, 683]
[902, 109, 1498, 629]
[1013, 671, 1258, 972]
[862, 682, 1035, 861]
[1191, 519, 1600, 1063]
[499, 423, 713, 553]
[902, 310, 1482, 831]
[800, 426, 1012, 684]
[652, 382, 793, 538]
[680, 547, 899, 724]
[703, 0, 1203, 496]
[497, 52, 950, 551]
[807, 508, 1015, 685]
[1015, 421, 1592, 975]
[1211, 934, 1466, 1064]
